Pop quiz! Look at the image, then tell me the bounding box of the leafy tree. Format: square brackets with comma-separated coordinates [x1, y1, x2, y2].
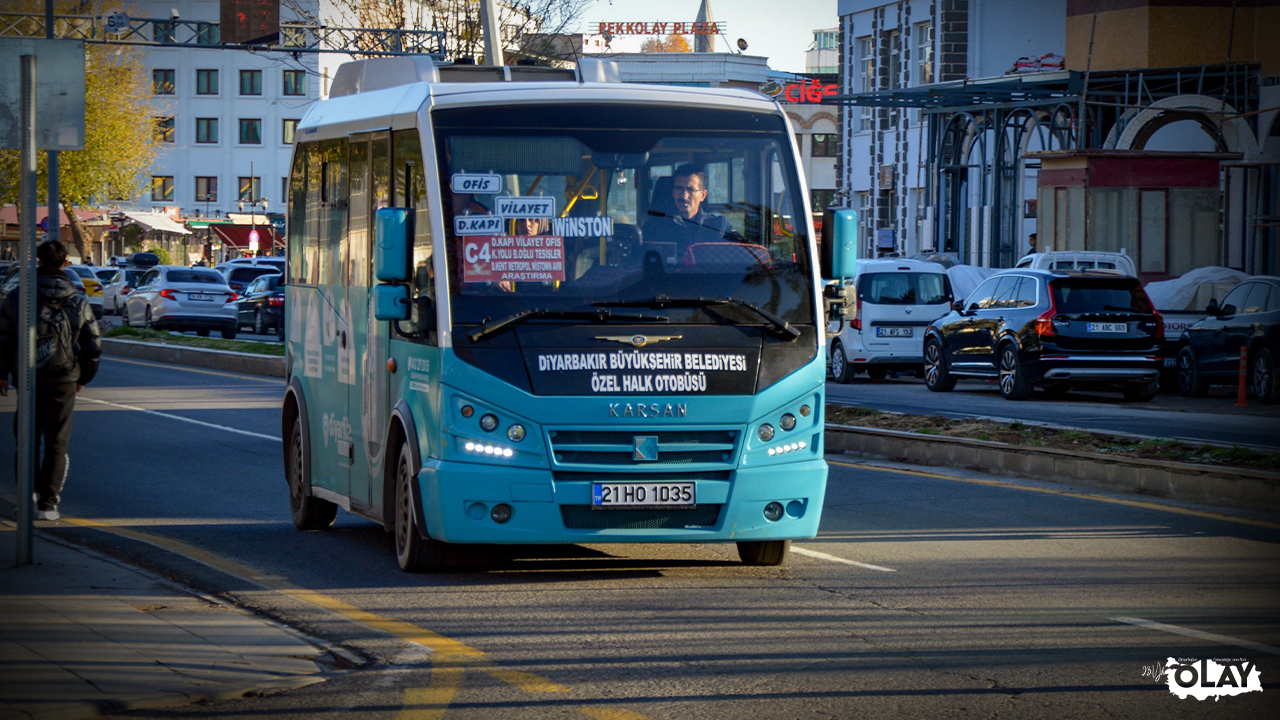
[0, 1, 159, 261]
[640, 34, 692, 53]
[144, 245, 173, 265]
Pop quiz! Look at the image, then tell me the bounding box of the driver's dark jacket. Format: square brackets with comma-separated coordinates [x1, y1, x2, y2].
[642, 209, 735, 253]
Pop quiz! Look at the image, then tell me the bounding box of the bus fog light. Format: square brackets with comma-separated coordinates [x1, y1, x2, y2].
[465, 442, 476, 452]
[491, 504, 512, 524]
[507, 424, 526, 442]
[799, 404, 812, 417]
[757, 423, 775, 442]
[767, 448, 776, 456]
[780, 413, 796, 431]
[763, 502, 784, 522]
[461, 405, 474, 418]
[480, 413, 498, 431]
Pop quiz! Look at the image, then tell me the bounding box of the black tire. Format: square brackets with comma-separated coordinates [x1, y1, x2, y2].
[830, 340, 854, 384]
[737, 540, 790, 566]
[254, 310, 267, 336]
[394, 442, 453, 572]
[286, 414, 336, 531]
[924, 338, 956, 392]
[1252, 348, 1280, 404]
[221, 327, 237, 340]
[1122, 380, 1159, 402]
[278, 324, 286, 342]
[196, 329, 210, 337]
[1176, 346, 1208, 397]
[121, 304, 131, 327]
[144, 307, 153, 329]
[867, 367, 889, 381]
[997, 343, 1033, 401]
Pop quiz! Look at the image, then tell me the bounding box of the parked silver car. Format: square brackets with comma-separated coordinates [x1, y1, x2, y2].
[101, 268, 146, 315]
[122, 266, 238, 338]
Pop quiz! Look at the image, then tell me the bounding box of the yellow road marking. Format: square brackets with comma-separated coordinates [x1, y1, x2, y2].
[102, 355, 285, 384]
[397, 667, 462, 720]
[59, 516, 650, 718]
[828, 459, 1280, 530]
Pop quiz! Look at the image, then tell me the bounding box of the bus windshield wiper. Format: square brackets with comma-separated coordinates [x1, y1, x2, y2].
[593, 296, 801, 340]
[467, 308, 669, 343]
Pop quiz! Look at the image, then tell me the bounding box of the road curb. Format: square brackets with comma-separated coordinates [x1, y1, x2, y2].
[0, 676, 327, 720]
[826, 424, 1280, 512]
[102, 338, 285, 377]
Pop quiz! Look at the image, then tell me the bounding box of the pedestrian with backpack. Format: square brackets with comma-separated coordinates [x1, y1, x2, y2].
[0, 240, 101, 521]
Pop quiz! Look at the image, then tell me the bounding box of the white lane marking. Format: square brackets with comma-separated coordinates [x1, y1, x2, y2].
[1111, 616, 1280, 656]
[79, 396, 281, 443]
[792, 546, 897, 572]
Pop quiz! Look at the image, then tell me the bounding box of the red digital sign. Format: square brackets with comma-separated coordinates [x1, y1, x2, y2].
[220, 0, 280, 45]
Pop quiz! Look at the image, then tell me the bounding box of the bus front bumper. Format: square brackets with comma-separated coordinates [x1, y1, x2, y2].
[416, 458, 827, 545]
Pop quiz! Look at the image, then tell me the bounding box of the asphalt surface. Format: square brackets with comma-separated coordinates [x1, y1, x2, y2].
[2, 357, 1278, 719]
[826, 373, 1280, 451]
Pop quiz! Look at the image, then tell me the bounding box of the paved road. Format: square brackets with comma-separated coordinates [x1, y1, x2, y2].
[827, 373, 1280, 451]
[3, 358, 1278, 718]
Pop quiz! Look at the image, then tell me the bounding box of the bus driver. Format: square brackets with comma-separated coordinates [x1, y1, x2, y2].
[643, 165, 736, 257]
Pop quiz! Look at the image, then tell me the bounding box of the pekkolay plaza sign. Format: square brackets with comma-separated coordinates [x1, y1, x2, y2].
[597, 21, 721, 36]
[759, 78, 838, 104]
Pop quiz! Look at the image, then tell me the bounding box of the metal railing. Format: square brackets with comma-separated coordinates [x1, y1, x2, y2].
[0, 12, 445, 56]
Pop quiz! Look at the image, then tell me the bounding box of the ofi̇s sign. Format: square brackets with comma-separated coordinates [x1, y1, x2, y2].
[759, 79, 838, 104]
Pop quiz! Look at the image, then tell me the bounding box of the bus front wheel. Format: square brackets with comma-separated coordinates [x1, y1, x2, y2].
[737, 540, 790, 566]
[394, 443, 453, 572]
[287, 414, 336, 531]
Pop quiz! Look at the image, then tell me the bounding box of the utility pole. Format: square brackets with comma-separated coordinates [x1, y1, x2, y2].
[16, 53, 37, 565]
[46, 0, 58, 246]
[479, 0, 504, 66]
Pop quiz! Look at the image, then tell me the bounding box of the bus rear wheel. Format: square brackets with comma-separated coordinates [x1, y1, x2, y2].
[737, 540, 790, 566]
[394, 443, 453, 572]
[286, 414, 336, 531]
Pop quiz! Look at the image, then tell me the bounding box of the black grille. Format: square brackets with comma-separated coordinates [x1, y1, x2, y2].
[561, 504, 722, 530]
[553, 471, 732, 483]
[547, 429, 739, 467]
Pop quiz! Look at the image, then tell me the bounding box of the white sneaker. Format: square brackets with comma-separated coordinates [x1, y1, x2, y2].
[35, 508, 60, 521]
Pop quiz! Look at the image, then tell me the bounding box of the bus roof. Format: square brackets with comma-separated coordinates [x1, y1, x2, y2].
[297, 58, 784, 143]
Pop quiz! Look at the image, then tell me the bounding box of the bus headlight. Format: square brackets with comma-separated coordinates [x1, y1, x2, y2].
[507, 424, 526, 442]
[480, 413, 498, 432]
[780, 413, 796, 431]
[757, 423, 775, 442]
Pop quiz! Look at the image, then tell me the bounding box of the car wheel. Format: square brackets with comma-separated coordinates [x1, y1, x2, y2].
[144, 307, 153, 330]
[221, 327, 237, 340]
[253, 310, 265, 336]
[1122, 380, 1159, 402]
[1252, 348, 1280, 404]
[867, 367, 889, 381]
[830, 340, 854, 384]
[1176, 346, 1208, 397]
[394, 442, 453, 572]
[286, 413, 336, 531]
[924, 338, 956, 392]
[277, 324, 286, 342]
[997, 343, 1033, 401]
[121, 304, 130, 327]
[738, 540, 790, 566]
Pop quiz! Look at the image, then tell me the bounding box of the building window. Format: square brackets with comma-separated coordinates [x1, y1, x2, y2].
[811, 189, 836, 213]
[153, 68, 175, 95]
[812, 134, 838, 157]
[239, 177, 262, 202]
[153, 21, 176, 43]
[196, 177, 218, 202]
[194, 22, 219, 45]
[282, 119, 299, 144]
[239, 118, 262, 144]
[283, 70, 306, 96]
[151, 176, 174, 202]
[886, 30, 902, 125]
[916, 22, 934, 86]
[858, 37, 873, 131]
[196, 118, 219, 144]
[239, 69, 262, 96]
[155, 116, 175, 143]
[196, 69, 219, 95]
[816, 30, 837, 50]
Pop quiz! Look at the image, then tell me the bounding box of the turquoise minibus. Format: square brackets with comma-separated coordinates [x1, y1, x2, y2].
[281, 57, 856, 571]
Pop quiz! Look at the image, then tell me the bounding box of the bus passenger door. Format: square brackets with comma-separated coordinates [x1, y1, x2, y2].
[348, 132, 391, 510]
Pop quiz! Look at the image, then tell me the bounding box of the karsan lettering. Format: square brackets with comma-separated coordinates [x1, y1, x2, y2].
[609, 403, 689, 418]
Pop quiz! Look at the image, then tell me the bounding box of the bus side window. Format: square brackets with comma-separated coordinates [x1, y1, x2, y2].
[394, 129, 435, 340]
[287, 143, 310, 283]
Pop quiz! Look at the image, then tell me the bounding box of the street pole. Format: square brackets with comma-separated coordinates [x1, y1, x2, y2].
[46, 0, 58, 247]
[16, 54, 38, 565]
[479, 0, 504, 66]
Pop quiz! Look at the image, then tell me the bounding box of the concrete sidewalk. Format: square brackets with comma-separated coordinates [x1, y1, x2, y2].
[0, 519, 339, 720]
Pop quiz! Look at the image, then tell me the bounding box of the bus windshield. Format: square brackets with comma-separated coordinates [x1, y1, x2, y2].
[435, 104, 814, 332]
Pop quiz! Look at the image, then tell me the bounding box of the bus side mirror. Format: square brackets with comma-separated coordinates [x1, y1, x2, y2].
[819, 209, 858, 281]
[374, 284, 411, 321]
[375, 207, 412, 282]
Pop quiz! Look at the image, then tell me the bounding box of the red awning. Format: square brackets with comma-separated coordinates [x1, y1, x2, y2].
[209, 224, 282, 249]
[0, 205, 102, 226]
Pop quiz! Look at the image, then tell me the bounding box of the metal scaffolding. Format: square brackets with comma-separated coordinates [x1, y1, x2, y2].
[0, 11, 445, 57]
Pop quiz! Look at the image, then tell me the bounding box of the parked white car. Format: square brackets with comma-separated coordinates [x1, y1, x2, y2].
[122, 266, 238, 338]
[828, 258, 954, 382]
[1014, 250, 1137, 277]
[100, 268, 146, 315]
[214, 262, 282, 294]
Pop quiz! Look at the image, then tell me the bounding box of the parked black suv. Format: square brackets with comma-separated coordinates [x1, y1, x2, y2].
[923, 269, 1163, 401]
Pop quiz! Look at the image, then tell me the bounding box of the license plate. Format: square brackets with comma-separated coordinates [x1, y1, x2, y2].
[1087, 322, 1127, 333]
[592, 482, 695, 508]
[188, 293, 214, 301]
[1163, 357, 1176, 368]
[875, 327, 913, 338]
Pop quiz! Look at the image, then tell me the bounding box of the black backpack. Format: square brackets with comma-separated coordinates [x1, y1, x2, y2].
[34, 298, 78, 381]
